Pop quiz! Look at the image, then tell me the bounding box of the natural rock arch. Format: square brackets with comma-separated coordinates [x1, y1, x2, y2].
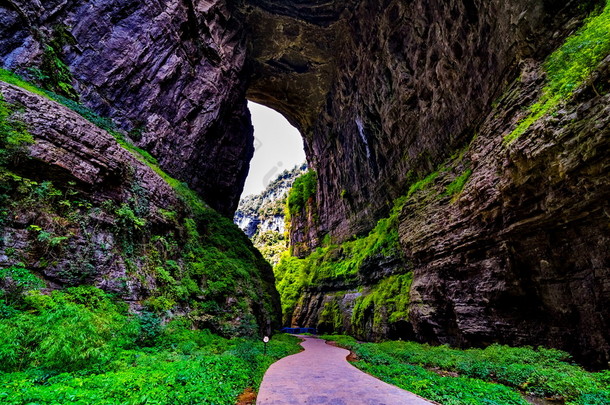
[1, 0, 608, 367]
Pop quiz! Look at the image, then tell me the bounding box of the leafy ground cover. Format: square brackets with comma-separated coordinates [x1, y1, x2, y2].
[0, 287, 301, 405]
[322, 335, 610, 405]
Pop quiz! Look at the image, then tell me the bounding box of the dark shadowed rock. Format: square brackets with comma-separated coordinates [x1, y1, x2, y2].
[0, 0, 252, 217]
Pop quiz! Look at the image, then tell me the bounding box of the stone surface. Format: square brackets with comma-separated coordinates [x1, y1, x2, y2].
[0, 81, 280, 335]
[0, 0, 252, 217]
[404, 57, 610, 368]
[257, 337, 434, 405]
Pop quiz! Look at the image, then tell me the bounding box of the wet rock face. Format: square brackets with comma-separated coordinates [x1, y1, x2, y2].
[308, 0, 578, 241]
[0, 0, 252, 217]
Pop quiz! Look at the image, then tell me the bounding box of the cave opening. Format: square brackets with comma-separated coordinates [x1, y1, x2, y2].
[241, 101, 306, 199]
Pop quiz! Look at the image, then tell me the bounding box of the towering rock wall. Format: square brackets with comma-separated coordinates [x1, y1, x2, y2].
[405, 55, 610, 367]
[309, 0, 585, 241]
[0, 80, 280, 335]
[0, 0, 251, 216]
[258, 0, 610, 367]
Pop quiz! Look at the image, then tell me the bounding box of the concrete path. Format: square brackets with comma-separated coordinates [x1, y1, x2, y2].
[257, 337, 435, 405]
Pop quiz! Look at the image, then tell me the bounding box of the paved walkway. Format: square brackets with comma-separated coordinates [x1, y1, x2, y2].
[257, 337, 435, 405]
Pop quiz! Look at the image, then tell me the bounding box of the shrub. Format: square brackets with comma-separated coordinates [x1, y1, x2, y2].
[322, 336, 610, 405]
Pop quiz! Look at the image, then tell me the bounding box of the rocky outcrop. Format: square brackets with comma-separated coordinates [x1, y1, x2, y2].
[0, 0, 252, 217]
[234, 164, 306, 264]
[234, 163, 306, 238]
[0, 81, 280, 335]
[404, 57, 610, 368]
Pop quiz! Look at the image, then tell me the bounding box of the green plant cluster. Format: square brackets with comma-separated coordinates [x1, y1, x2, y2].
[0, 94, 34, 166]
[317, 299, 344, 333]
[0, 287, 301, 404]
[25, 25, 79, 99]
[0, 265, 45, 306]
[275, 193, 408, 324]
[445, 169, 472, 198]
[506, 0, 610, 142]
[287, 170, 317, 216]
[0, 70, 277, 337]
[351, 273, 413, 334]
[253, 230, 288, 265]
[322, 336, 610, 405]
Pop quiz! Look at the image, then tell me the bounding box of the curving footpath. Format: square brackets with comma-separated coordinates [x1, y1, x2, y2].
[257, 337, 435, 405]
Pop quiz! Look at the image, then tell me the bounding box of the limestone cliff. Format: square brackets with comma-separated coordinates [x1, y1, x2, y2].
[0, 0, 251, 217]
[0, 80, 280, 336]
[269, 0, 610, 368]
[0, 0, 608, 368]
[234, 163, 306, 263]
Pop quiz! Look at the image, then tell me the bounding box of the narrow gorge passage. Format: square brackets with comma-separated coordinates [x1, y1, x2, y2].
[257, 337, 434, 405]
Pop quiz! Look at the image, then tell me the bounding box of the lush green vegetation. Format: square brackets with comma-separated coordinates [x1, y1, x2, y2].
[275, 190, 409, 325]
[0, 94, 34, 166]
[351, 274, 412, 333]
[506, 0, 610, 142]
[0, 287, 301, 404]
[407, 170, 441, 198]
[287, 170, 317, 216]
[253, 230, 288, 265]
[323, 336, 610, 405]
[0, 69, 277, 336]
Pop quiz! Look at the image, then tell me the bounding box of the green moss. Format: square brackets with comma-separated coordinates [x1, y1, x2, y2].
[275, 189, 408, 324]
[445, 169, 472, 198]
[0, 95, 34, 166]
[351, 273, 412, 334]
[30, 25, 78, 99]
[506, 1, 610, 142]
[287, 170, 317, 216]
[317, 299, 344, 332]
[407, 170, 440, 198]
[0, 70, 50, 98]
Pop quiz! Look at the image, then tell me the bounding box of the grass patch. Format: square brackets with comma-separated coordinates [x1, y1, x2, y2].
[407, 171, 440, 198]
[351, 273, 413, 333]
[505, 1, 610, 142]
[0, 69, 277, 336]
[0, 69, 50, 99]
[0, 288, 301, 404]
[322, 336, 610, 405]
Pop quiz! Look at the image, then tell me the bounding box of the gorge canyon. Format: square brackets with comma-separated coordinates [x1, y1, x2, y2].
[0, 0, 608, 369]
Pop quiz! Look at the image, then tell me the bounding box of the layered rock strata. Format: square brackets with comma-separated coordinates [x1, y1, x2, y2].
[0, 81, 280, 335]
